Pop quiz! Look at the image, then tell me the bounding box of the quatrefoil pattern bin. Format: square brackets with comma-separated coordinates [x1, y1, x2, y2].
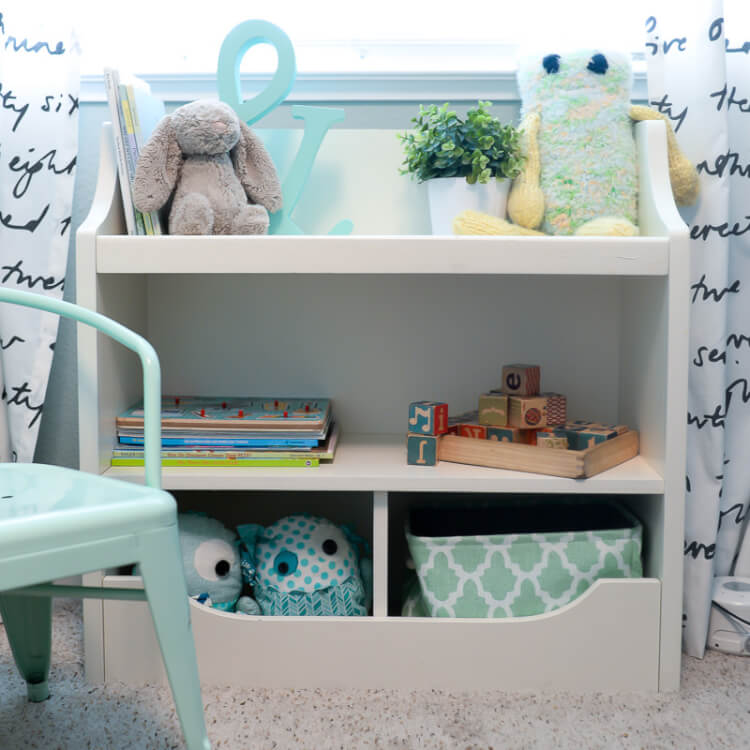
[404, 501, 643, 618]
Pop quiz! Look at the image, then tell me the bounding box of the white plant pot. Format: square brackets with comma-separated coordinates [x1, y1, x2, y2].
[427, 177, 510, 235]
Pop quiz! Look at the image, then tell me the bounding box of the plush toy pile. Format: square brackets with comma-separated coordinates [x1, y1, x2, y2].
[453, 49, 699, 237]
[175, 511, 372, 617]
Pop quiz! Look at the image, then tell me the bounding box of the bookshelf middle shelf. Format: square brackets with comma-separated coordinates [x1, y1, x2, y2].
[103, 432, 664, 493]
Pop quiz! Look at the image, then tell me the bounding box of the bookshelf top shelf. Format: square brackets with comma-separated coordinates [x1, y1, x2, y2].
[95, 233, 670, 276]
[103, 432, 665, 493]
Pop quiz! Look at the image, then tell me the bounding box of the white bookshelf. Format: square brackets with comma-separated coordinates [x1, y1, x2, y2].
[76, 120, 688, 692]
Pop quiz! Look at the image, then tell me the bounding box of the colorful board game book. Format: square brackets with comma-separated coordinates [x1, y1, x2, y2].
[111, 456, 319, 468]
[113, 423, 340, 462]
[117, 396, 331, 431]
[114, 396, 336, 469]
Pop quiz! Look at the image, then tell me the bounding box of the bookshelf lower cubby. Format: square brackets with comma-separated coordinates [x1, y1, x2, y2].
[99, 573, 660, 690]
[92, 487, 664, 691]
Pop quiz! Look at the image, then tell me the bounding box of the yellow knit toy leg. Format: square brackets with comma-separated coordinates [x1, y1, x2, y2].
[629, 105, 699, 206]
[574, 217, 639, 237]
[453, 210, 546, 236]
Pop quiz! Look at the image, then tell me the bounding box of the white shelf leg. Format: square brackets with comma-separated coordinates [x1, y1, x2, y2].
[372, 491, 388, 617]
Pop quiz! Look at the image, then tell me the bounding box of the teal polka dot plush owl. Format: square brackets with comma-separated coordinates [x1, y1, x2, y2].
[237, 513, 373, 616]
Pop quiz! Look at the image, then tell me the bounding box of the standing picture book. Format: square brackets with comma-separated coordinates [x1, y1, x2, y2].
[103, 68, 164, 235]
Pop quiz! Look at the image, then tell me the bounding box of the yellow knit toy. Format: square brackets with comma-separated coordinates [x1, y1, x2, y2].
[453, 51, 698, 237]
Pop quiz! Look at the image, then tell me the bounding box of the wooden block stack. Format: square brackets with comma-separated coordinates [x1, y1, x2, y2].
[477, 364, 568, 442]
[406, 364, 634, 477]
[407, 401, 449, 465]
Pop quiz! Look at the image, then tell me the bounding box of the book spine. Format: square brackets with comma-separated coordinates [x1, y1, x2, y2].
[103, 68, 136, 235]
[125, 83, 162, 235]
[111, 457, 319, 467]
[119, 85, 147, 235]
[116, 436, 319, 447]
[113, 449, 329, 460]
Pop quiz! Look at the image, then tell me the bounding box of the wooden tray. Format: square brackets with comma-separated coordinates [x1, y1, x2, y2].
[438, 430, 639, 479]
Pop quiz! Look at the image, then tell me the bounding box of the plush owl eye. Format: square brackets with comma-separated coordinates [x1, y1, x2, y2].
[542, 54, 560, 74]
[193, 539, 235, 581]
[274, 550, 298, 576]
[322, 539, 338, 555]
[587, 53, 608, 75]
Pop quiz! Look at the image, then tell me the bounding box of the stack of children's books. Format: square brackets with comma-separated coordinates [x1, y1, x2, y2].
[112, 396, 338, 468]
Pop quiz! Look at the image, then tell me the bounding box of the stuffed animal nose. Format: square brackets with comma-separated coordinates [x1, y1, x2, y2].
[273, 550, 298, 576]
[212, 120, 229, 134]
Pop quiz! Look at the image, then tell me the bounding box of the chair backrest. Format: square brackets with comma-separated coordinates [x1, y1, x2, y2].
[0, 288, 162, 488]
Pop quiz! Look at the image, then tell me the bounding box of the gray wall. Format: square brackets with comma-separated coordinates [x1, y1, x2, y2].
[34, 96, 522, 468]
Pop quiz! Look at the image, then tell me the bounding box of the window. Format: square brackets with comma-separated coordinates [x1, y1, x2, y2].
[73, 1, 655, 75]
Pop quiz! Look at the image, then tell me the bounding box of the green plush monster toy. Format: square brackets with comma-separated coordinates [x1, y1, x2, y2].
[453, 49, 698, 237]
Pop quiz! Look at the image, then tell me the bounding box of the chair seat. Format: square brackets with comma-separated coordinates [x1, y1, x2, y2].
[0, 463, 176, 559]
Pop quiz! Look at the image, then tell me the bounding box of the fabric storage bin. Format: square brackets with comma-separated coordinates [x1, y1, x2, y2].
[403, 499, 643, 618]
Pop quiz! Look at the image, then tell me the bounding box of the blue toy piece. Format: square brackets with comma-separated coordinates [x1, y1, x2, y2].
[237, 513, 372, 616]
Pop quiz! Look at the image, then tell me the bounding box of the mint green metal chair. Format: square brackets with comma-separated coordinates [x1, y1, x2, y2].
[0, 287, 210, 750]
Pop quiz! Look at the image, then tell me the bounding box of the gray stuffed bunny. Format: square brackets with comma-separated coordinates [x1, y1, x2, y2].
[133, 99, 282, 235]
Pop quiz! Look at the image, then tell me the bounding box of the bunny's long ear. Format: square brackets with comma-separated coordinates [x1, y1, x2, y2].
[133, 115, 183, 213]
[232, 121, 283, 214]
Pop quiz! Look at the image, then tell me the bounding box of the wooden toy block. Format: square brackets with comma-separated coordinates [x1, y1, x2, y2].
[446, 410, 479, 435]
[478, 393, 508, 426]
[408, 401, 449, 436]
[508, 393, 567, 428]
[486, 426, 524, 443]
[458, 423, 488, 439]
[407, 433, 441, 466]
[568, 420, 628, 435]
[536, 434, 569, 449]
[523, 427, 564, 446]
[563, 425, 621, 451]
[500, 364, 541, 396]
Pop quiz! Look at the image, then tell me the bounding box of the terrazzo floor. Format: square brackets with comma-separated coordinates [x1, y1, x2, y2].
[1, 600, 749, 749]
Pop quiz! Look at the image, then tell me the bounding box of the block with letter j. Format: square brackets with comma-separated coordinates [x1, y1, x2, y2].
[407, 434, 440, 466]
[408, 401, 449, 435]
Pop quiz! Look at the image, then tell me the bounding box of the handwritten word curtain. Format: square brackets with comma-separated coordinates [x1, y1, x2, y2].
[0, 9, 79, 462]
[645, 1, 750, 657]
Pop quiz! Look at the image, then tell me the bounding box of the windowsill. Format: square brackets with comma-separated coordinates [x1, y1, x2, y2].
[80, 67, 649, 105]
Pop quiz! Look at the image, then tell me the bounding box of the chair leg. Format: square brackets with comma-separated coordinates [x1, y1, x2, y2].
[0, 593, 53, 701]
[137, 526, 211, 750]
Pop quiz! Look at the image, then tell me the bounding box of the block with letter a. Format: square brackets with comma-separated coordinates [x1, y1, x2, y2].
[407, 401, 449, 436]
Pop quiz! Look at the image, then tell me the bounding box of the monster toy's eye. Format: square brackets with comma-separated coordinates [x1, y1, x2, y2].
[215, 560, 230, 577]
[274, 550, 298, 576]
[322, 539, 338, 555]
[542, 54, 560, 74]
[587, 54, 608, 75]
[193, 539, 236, 581]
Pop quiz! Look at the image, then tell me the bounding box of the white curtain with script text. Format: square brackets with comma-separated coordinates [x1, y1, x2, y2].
[0, 9, 79, 462]
[645, 0, 750, 657]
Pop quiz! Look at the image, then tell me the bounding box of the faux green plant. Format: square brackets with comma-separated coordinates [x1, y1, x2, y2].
[398, 101, 524, 184]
